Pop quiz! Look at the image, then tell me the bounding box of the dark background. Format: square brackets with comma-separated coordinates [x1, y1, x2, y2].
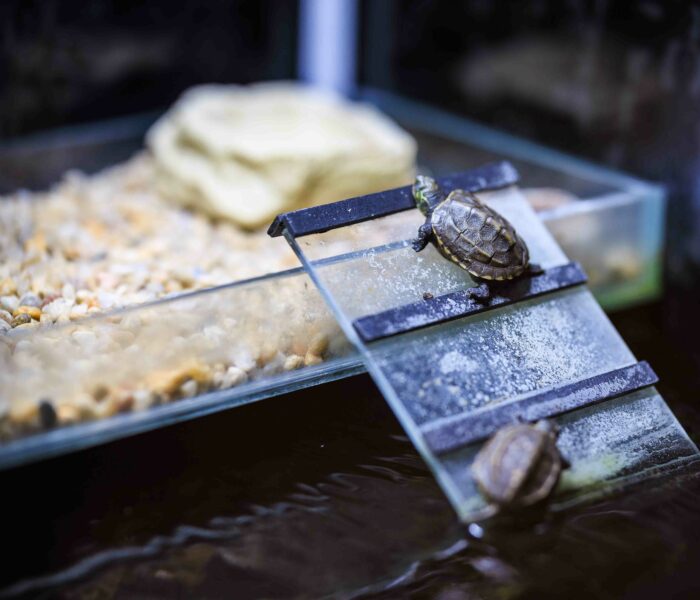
[2, 0, 698, 281]
[0, 0, 297, 136]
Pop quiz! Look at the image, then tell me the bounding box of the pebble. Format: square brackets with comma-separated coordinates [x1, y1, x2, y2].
[40, 294, 60, 308]
[113, 394, 134, 414]
[75, 289, 92, 304]
[132, 389, 153, 411]
[97, 291, 118, 309]
[0, 320, 10, 334]
[304, 352, 323, 367]
[0, 310, 12, 324]
[14, 306, 41, 320]
[0, 296, 19, 313]
[283, 354, 304, 371]
[42, 298, 73, 320]
[220, 366, 248, 388]
[11, 313, 31, 327]
[179, 379, 198, 398]
[91, 385, 109, 402]
[18, 293, 41, 308]
[57, 404, 79, 424]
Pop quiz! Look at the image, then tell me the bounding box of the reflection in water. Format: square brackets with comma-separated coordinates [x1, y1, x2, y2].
[2, 302, 700, 599]
[6, 427, 700, 598]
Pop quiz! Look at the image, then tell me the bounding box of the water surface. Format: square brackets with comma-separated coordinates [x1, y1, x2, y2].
[3, 294, 700, 599]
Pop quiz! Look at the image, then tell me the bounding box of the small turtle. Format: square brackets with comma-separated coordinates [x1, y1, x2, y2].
[412, 175, 541, 302]
[470, 420, 565, 520]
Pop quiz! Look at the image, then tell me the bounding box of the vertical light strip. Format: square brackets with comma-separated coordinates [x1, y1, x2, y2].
[298, 0, 358, 95]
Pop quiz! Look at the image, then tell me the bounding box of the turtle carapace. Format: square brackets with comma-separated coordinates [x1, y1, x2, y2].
[470, 420, 565, 520]
[412, 175, 541, 302]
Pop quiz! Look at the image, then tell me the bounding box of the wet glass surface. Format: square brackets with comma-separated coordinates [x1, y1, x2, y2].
[3, 296, 700, 599]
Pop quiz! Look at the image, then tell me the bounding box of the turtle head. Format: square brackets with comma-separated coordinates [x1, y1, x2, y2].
[413, 175, 443, 216]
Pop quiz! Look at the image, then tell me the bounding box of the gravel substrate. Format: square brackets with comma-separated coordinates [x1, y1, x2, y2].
[0, 154, 301, 328]
[0, 155, 350, 439]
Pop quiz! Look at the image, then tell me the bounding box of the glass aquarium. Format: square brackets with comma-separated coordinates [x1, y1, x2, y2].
[0, 91, 667, 467]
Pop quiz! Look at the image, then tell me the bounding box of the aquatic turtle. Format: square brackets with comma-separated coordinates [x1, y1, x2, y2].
[470, 420, 565, 520]
[412, 175, 541, 302]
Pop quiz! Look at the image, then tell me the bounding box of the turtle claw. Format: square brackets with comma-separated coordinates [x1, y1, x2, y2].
[467, 283, 491, 304]
[412, 237, 429, 252]
[528, 263, 544, 276]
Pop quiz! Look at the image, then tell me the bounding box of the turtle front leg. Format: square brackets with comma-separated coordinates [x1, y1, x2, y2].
[412, 222, 434, 252]
[466, 282, 491, 304]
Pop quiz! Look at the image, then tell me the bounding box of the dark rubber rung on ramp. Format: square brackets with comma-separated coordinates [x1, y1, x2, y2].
[353, 262, 587, 343]
[267, 161, 518, 238]
[421, 361, 659, 455]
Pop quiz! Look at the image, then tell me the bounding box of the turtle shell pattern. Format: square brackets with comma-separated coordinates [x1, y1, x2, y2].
[431, 190, 529, 281]
[471, 423, 562, 507]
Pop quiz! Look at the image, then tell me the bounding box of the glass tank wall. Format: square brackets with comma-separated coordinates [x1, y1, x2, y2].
[0, 269, 358, 469]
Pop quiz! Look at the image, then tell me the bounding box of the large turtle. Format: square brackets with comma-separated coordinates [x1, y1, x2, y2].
[412, 175, 541, 301]
[470, 420, 566, 520]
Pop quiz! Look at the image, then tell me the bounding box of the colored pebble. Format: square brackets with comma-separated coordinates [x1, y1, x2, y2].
[11, 313, 31, 327]
[14, 306, 41, 320]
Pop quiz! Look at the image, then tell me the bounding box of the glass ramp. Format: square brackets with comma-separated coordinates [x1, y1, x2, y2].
[269, 162, 699, 522]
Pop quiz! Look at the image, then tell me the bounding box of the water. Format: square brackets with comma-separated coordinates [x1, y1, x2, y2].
[3, 294, 700, 599]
